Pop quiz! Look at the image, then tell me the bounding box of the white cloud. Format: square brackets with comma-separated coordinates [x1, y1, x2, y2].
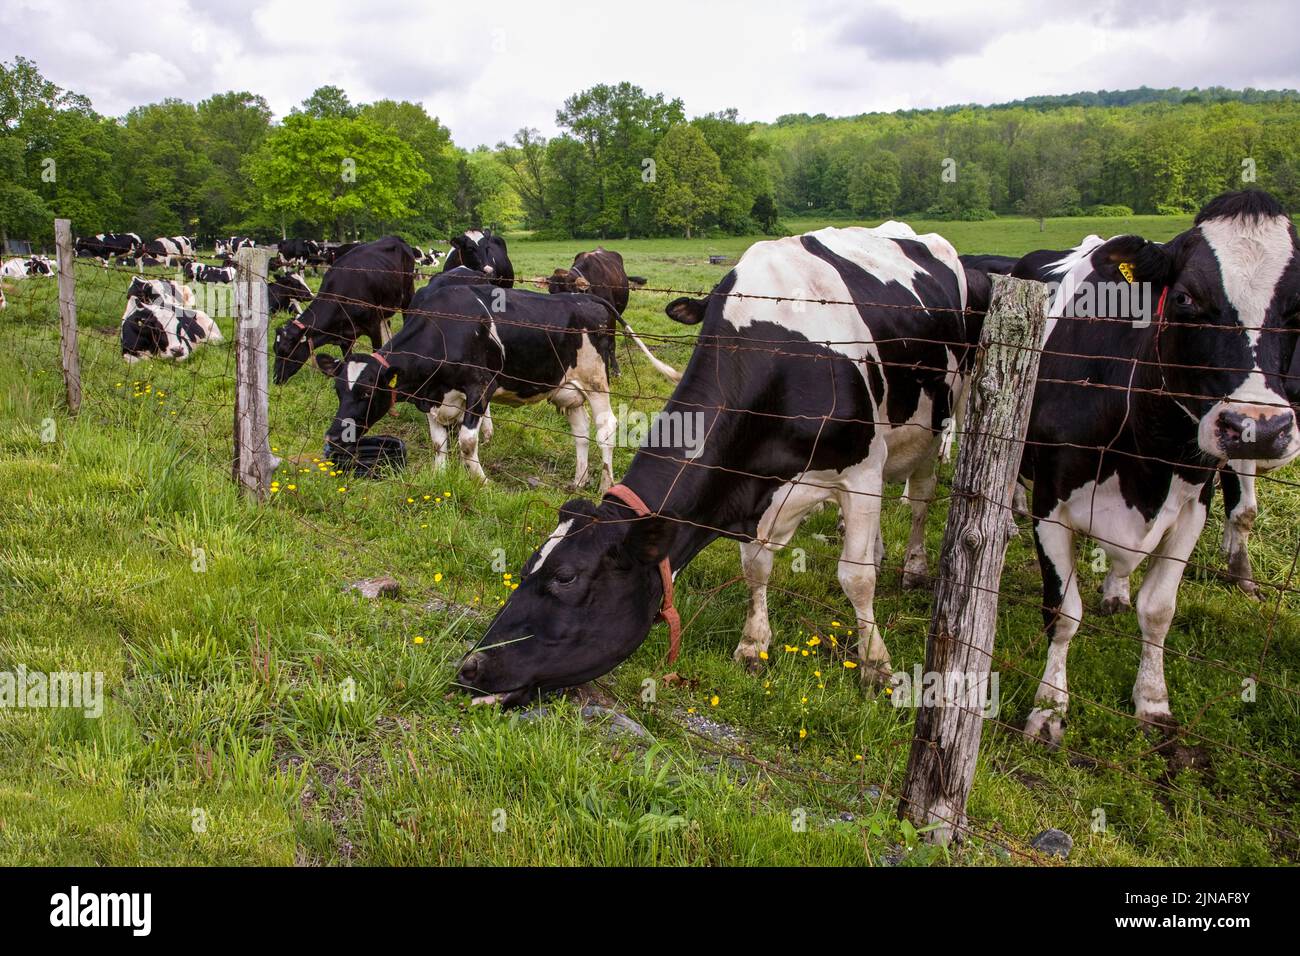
[1, 0, 1297, 147]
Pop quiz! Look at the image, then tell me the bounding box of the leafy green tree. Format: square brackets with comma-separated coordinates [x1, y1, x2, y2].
[244, 113, 429, 240]
[296, 85, 358, 120]
[360, 99, 458, 238]
[651, 124, 726, 238]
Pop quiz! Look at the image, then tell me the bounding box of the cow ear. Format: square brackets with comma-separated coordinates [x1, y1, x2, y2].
[314, 353, 340, 376]
[1091, 235, 1170, 285]
[573, 275, 591, 292]
[665, 296, 707, 325]
[623, 515, 677, 565]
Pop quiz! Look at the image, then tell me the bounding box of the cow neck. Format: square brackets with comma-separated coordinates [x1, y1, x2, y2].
[615, 452, 724, 572]
[603, 482, 683, 663]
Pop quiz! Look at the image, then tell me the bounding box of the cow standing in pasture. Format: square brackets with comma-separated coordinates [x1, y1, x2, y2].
[454, 222, 992, 706]
[268, 272, 313, 316]
[184, 262, 237, 284]
[319, 274, 646, 491]
[272, 236, 416, 384]
[998, 189, 1300, 745]
[546, 247, 670, 378]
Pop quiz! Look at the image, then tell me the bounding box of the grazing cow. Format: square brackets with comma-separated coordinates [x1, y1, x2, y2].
[272, 236, 415, 384]
[215, 237, 255, 257]
[443, 230, 514, 288]
[268, 272, 313, 316]
[1000, 189, 1300, 745]
[76, 233, 142, 260]
[317, 278, 636, 490]
[145, 237, 182, 260]
[120, 277, 217, 362]
[278, 238, 320, 264]
[184, 262, 236, 284]
[453, 222, 991, 706]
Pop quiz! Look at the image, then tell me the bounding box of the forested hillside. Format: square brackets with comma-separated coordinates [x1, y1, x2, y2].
[3, 53, 1298, 246]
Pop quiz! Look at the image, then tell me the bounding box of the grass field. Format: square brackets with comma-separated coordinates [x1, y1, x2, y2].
[1, 213, 1297, 866]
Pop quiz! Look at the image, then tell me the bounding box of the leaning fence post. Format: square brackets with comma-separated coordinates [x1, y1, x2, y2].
[53, 218, 81, 415]
[233, 246, 276, 502]
[898, 274, 1049, 845]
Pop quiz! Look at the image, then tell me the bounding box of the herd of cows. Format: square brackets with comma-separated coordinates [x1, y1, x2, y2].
[3, 190, 1298, 741]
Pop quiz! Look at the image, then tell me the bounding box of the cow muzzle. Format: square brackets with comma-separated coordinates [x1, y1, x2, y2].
[1203, 402, 1299, 462]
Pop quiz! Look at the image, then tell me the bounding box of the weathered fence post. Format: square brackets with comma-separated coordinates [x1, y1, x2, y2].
[233, 246, 276, 502]
[53, 218, 81, 415]
[899, 274, 1049, 845]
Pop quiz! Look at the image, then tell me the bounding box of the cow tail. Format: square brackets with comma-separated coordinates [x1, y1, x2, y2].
[602, 304, 680, 383]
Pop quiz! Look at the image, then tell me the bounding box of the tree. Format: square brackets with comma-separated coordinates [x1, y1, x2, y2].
[1019, 169, 1080, 230]
[496, 127, 550, 229]
[651, 124, 727, 238]
[244, 114, 429, 240]
[751, 192, 780, 233]
[296, 85, 358, 120]
[360, 99, 458, 237]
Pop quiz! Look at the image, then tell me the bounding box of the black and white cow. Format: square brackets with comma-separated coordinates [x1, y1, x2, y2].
[268, 271, 313, 316]
[121, 276, 218, 362]
[412, 246, 442, 268]
[145, 236, 186, 261]
[278, 238, 320, 265]
[272, 236, 416, 384]
[215, 237, 255, 257]
[184, 262, 236, 284]
[443, 230, 514, 288]
[1002, 189, 1300, 745]
[318, 273, 642, 490]
[76, 233, 142, 260]
[453, 223, 991, 705]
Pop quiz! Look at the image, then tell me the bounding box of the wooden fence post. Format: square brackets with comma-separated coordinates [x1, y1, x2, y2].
[53, 219, 81, 415]
[898, 274, 1049, 845]
[233, 246, 276, 502]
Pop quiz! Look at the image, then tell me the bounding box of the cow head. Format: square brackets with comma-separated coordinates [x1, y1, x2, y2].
[546, 268, 590, 294]
[449, 233, 493, 276]
[454, 497, 676, 706]
[1091, 190, 1300, 466]
[318, 352, 398, 450]
[121, 305, 168, 361]
[272, 314, 317, 384]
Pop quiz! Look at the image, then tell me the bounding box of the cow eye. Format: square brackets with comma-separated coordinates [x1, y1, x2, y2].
[1173, 291, 1195, 309]
[552, 567, 578, 586]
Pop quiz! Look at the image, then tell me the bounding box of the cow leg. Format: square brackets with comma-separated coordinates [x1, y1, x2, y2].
[481, 406, 494, 444]
[565, 403, 591, 490]
[901, 460, 938, 588]
[586, 389, 617, 494]
[1025, 519, 1082, 748]
[1133, 494, 1207, 728]
[1221, 462, 1259, 598]
[733, 479, 830, 672]
[458, 393, 490, 483]
[839, 468, 890, 687]
[427, 411, 450, 470]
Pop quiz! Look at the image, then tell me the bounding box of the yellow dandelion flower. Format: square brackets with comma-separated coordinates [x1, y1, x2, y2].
[759, 650, 768, 660]
[784, 644, 797, 653]
[422, 494, 431, 500]
[798, 728, 808, 739]
[832, 621, 842, 628]
[801, 650, 809, 657]
[806, 636, 821, 647]
[843, 661, 858, 669]
[337, 486, 347, 493]
[407, 497, 415, 504]
[687, 707, 696, 715]
[413, 636, 425, 645]
[854, 754, 863, 762]
[287, 484, 296, 491]
[434, 572, 443, 583]
[813, 670, 821, 678]
[710, 695, 719, 707]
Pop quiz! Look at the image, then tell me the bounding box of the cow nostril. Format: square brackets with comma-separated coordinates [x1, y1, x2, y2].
[459, 654, 482, 685]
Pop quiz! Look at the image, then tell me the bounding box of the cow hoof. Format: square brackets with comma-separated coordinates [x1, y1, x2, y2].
[1137, 708, 1179, 737]
[732, 645, 768, 674]
[859, 663, 897, 692]
[901, 568, 932, 590]
[1023, 707, 1065, 749]
[1098, 595, 1130, 616]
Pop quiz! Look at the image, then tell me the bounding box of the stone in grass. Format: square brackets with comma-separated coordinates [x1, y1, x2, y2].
[346, 575, 400, 599]
[1030, 828, 1073, 859]
[515, 704, 651, 739]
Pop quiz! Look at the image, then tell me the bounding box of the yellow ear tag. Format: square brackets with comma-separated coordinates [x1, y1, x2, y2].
[1118, 261, 1135, 284]
[389, 374, 398, 388]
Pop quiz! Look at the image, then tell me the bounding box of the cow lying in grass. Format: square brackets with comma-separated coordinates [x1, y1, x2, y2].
[454, 222, 992, 706]
[120, 276, 220, 363]
[319, 275, 654, 492]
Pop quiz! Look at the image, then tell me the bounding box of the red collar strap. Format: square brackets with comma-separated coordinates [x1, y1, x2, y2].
[603, 483, 682, 663]
[291, 317, 308, 331]
[372, 351, 391, 370]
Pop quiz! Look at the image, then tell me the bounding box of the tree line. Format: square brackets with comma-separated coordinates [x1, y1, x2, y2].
[3, 54, 1299, 250]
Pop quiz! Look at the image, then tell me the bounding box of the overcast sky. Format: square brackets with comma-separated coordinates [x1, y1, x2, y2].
[3, 0, 1297, 147]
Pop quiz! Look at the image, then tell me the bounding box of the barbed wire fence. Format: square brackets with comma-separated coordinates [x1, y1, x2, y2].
[8, 217, 1299, 861]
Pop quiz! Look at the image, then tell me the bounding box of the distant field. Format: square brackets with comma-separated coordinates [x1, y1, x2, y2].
[1, 215, 1297, 866]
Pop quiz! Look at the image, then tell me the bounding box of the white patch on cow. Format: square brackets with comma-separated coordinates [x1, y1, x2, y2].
[344, 361, 368, 391]
[1200, 213, 1293, 345]
[464, 230, 485, 244]
[529, 519, 575, 573]
[1, 258, 27, 278]
[1042, 235, 1107, 345]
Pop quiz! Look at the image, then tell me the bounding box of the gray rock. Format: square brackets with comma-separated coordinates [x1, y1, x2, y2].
[1030, 828, 1073, 858]
[580, 705, 651, 739]
[346, 575, 400, 599]
[526, 477, 542, 490]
